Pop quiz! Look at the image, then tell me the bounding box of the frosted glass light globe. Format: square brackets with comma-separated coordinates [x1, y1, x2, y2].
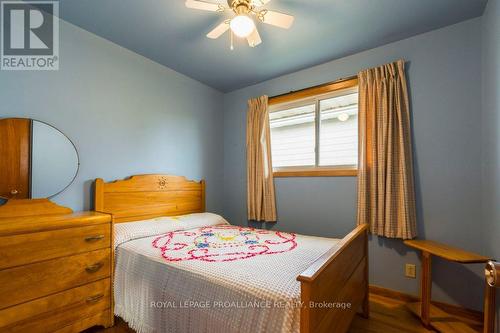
[230, 15, 255, 38]
[338, 113, 350, 122]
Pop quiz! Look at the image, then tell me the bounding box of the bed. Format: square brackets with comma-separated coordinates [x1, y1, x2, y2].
[94, 174, 369, 333]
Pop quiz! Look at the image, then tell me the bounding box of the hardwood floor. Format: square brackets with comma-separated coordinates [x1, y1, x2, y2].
[85, 292, 451, 333]
[349, 293, 434, 333]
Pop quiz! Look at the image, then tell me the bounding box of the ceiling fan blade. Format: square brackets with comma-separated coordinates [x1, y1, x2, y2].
[259, 10, 294, 29]
[251, 0, 271, 7]
[185, 0, 224, 12]
[207, 21, 230, 39]
[247, 28, 262, 47]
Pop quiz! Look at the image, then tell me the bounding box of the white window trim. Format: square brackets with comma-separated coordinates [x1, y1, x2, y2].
[269, 86, 359, 176]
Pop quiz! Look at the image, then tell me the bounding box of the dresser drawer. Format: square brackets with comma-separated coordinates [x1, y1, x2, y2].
[0, 249, 110, 309]
[0, 278, 111, 333]
[53, 310, 111, 333]
[0, 223, 110, 270]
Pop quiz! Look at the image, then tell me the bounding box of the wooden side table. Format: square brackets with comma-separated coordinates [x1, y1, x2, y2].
[404, 239, 492, 333]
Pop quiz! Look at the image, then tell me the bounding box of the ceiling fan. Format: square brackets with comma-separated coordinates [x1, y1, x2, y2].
[185, 0, 294, 49]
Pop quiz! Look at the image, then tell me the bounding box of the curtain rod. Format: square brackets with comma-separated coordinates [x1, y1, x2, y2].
[269, 74, 358, 100]
[269, 59, 406, 100]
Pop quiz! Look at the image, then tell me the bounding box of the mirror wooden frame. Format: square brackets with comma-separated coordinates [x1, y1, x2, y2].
[0, 117, 80, 201]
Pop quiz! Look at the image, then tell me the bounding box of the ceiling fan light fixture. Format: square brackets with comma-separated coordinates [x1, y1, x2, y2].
[230, 14, 255, 38]
[187, 0, 295, 49]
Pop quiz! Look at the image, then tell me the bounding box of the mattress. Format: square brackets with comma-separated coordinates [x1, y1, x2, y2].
[113, 213, 339, 333]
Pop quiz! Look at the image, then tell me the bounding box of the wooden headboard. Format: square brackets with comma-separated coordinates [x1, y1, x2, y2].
[94, 174, 205, 223]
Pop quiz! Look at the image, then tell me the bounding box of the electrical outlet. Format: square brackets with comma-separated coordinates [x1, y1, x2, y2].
[405, 264, 416, 278]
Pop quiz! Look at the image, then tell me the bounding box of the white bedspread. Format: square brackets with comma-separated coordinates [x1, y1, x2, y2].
[113, 213, 339, 333]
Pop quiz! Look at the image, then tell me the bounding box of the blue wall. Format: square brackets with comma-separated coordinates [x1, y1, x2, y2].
[0, 19, 224, 212]
[481, 0, 500, 330]
[223, 18, 486, 310]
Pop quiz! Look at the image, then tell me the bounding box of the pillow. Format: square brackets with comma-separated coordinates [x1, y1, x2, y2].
[114, 216, 179, 248]
[113, 213, 230, 249]
[174, 212, 230, 228]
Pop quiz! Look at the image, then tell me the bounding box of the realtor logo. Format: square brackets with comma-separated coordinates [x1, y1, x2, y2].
[1, 1, 59, 70]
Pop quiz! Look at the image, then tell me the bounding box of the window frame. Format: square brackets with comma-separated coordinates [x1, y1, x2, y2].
[269, 78, 359, 178]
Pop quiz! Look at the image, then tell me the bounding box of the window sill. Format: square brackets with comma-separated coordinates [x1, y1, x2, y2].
[273, 167, 358, 178]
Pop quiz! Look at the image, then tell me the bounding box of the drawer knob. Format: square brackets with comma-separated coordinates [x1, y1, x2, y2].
[85, 235, 105, 242]
[86, 294, 104, 303]
[85, 262, 104, 273]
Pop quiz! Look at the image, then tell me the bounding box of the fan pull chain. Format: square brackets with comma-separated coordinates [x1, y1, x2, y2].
[230, 30, 234, 51]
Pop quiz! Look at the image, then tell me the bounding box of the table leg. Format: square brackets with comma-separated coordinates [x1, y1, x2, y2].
[421, 251, 432, 328]
[484, 281, 496, 333]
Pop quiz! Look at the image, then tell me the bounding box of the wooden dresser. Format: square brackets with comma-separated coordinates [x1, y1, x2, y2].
[0, 199, 113, 333]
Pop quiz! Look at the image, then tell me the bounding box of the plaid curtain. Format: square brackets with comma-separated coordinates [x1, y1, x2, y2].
[357, 60, 417, 239]
[246, 96, 277, 222]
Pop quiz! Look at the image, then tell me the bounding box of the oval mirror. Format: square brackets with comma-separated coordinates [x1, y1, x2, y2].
[0, 118, 79, 200]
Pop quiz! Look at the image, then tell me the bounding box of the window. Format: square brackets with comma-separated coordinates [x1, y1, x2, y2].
[269, 78, 358, 177]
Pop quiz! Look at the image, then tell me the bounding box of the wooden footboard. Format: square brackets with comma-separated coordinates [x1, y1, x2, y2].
[297, 224, 369, 333]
